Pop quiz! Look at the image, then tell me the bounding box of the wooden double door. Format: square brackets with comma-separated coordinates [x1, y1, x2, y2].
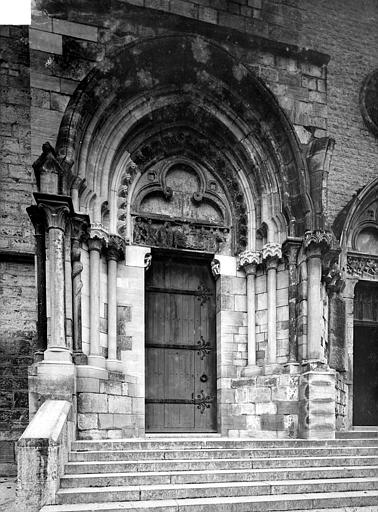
[145, 252, 217, 432]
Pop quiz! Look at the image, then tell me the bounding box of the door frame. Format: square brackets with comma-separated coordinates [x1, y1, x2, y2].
[144, 248, 218, 433]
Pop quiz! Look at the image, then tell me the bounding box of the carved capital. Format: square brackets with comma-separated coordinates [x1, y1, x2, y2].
[238, 250, 260, 275]
[87, 237, 103, 253]
[282, 237, 302, 265]
[144, 252, 152, 271]
[262, 242, 282, 262]
[211, 259, 220, 279]
[38, 202, 70, 232]
[71, 214, 90, 242]
[106, 235, 125, 262]
[89, 223, 109, 246]
[304, 230, 335, 253]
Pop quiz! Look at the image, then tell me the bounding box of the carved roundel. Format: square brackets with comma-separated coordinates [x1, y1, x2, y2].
[360, 69, 378, 136]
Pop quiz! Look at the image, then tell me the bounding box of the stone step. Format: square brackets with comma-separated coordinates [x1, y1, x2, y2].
[336, 431, 378, 439]
[60, 465, 378, 488]
[64, 455, 378, 474]
[39, 489, 378, 511]
[56, 477, 378, 504]
[69, 446, 378, 462]
[72, 438, 378, 451]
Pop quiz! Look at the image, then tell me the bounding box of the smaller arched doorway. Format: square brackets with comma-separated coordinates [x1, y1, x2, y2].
[353, 281, 378, 425]
[338, 177, 378, 429]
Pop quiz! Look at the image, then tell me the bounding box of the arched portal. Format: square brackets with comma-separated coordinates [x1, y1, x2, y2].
[48, 34, 319, 437]
[336, 177, 378, 429]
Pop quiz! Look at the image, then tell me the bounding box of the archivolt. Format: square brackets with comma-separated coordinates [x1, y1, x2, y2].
[55, 34, 315, 249]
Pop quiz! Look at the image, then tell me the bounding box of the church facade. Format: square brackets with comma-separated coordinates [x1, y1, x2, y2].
[1, 0, 378, 478]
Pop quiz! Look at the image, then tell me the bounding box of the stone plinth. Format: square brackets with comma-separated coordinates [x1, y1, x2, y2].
[28, 361, 76, 419]
[299, 363, 336, 439]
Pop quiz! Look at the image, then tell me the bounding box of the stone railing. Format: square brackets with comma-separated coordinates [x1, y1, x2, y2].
[16, 400, 75, 512]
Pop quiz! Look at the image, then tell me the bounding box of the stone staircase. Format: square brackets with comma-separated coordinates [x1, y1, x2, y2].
[41, 435, 378, 511]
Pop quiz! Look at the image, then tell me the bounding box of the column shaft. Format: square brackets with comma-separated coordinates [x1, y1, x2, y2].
[88, 240, 102, 362]
[48, 227, 66, 348]
[246, 272, 256, 366]
[107, 258, 117, 361]
[307, 252, 323, 360]
[267, 264, 277, 364]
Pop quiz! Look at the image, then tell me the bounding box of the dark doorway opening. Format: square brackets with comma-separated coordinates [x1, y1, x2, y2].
[353, 282, 378, 426]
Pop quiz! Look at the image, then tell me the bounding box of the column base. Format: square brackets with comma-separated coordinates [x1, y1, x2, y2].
[28, 360, 76, 418]
[43, 347, 72, 363]
[106, 359, 124, 372]
[283, 362, 301, 374]
[76, 364, 108, 380]
[241, 365, 262, 377]
[87, 354, 106, 368]
[73, 351, 88, 365]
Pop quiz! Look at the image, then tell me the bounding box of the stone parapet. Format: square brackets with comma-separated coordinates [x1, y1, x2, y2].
[16, 400, 74, 512]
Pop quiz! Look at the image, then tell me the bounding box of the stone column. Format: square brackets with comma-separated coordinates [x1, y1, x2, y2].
[37, 198, 72, 362]
[87, 224, 108, 368]
[262, 243, 282, 366]
[27, 205, 47, 362]
[282, 238, 302, 363]
[106, 235, 125, 372]
[71, 214, 89, 365]
[299, 230, 337, 439]
[303, 230, 334, 361]
[238, 250, 261, 375]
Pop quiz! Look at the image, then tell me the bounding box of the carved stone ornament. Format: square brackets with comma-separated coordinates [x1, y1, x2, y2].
[238, 250, 261, 270]
[324, 263, 345, 294]
[303, 230, 335, 251]
[210, 259, 220, 278]
[106, 235, 125, 262]
[133, 216, 230, 254]
[262, 243, 282, 261]
[282, 237, 302, 265]
[89, 223, 109, 245]
[346, 253, 378, 280]
[144, 252, 152, 271]
[71, 214, 89, 242]
[360, 69, 378, 137]
[38, 202, 70, 231]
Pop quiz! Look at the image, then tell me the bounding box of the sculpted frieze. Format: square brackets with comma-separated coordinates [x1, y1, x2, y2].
[133, 216, 230, 254]
[347, 253, 378, 280]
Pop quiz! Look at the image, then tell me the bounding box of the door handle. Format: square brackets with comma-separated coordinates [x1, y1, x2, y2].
[200, 374, 208, 383]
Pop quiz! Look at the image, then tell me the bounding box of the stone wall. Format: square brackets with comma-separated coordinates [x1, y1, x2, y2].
[0, 26, 36, 472]
[77, 368, 140, 439]
[28, 0, 378, 221]
[0, 261, 36, 474]
[335, 371, 348, 431]
[76, 246, 146, 438]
